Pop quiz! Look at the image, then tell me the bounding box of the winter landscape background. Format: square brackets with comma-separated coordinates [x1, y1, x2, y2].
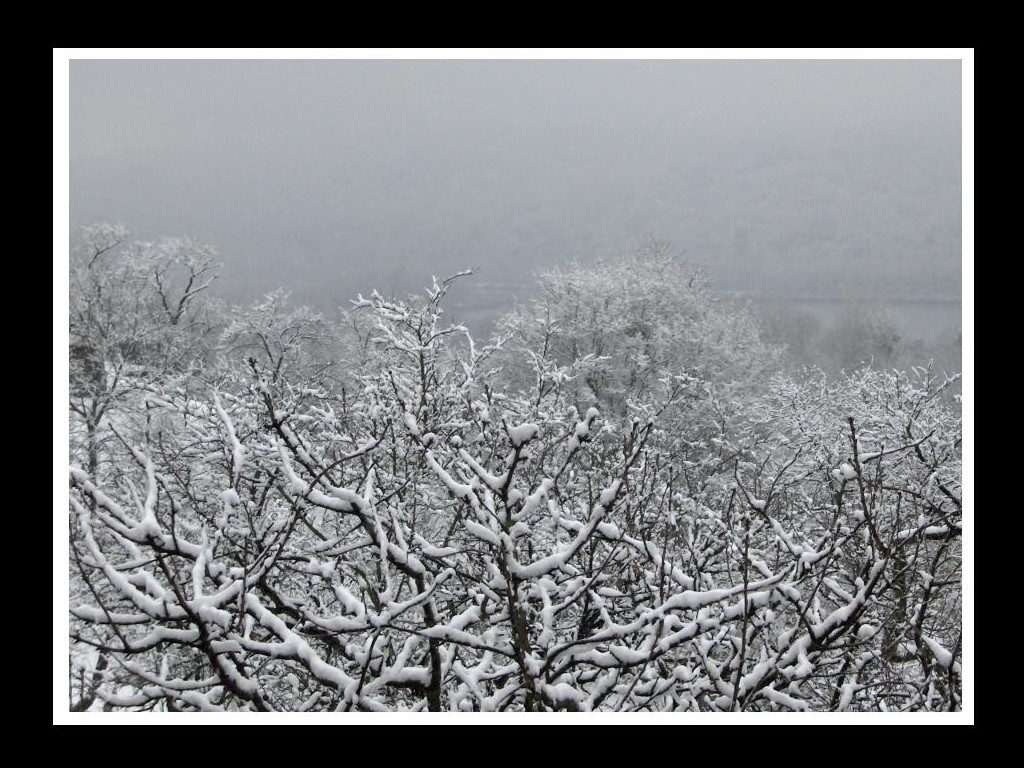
[61, 53, 970, 718]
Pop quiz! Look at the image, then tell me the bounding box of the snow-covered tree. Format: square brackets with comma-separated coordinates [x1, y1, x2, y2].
[68, 265, 961, 712]
[825, 302, 903, 372]
[219, 289, 337, 389]
[69, 224, 220, 477]
[494, 238, 780, 416]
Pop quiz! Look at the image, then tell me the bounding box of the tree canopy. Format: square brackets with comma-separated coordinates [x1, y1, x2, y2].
[67, 228, 963, 714]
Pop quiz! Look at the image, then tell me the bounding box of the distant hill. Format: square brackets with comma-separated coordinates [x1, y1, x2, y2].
[71, 127, 961, 312]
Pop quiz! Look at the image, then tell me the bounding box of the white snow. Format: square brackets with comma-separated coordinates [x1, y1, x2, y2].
[464, 519, 501, 547]
[922, 635, 955, 669]
[598, 481, 622, 508]
[856, 624, 877, 641]
[835, 462, 858, 481]
[506, 422, 539, 447]
[402, 411, 421, 437]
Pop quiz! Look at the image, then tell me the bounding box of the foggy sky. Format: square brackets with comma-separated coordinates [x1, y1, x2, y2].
[69, 58, 963, 318]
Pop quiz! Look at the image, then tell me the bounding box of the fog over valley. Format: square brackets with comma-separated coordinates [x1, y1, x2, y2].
[71, 59, 962, 355]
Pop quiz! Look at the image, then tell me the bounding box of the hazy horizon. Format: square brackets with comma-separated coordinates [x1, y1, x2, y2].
[69, 58, 963, 324]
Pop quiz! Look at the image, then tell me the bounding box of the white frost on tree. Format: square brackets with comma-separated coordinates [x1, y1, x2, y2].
[68, 230, 962, 713]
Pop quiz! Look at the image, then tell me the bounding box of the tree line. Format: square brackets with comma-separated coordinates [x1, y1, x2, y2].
[68, 226, 962, 712]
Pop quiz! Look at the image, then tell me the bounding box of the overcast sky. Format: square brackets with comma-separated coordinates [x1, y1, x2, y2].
[68, 57, 964, 320]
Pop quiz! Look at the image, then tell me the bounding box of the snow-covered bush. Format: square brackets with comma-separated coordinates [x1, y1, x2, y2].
[67, 230, 961, 712]
[69, 271, 961, 712]
[493, 238, 781, 417]
[69, 224, 220, 490]
[219, 288, 338, 388]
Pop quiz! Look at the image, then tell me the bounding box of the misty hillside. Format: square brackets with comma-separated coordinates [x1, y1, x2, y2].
[71, 129, 961, 313]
